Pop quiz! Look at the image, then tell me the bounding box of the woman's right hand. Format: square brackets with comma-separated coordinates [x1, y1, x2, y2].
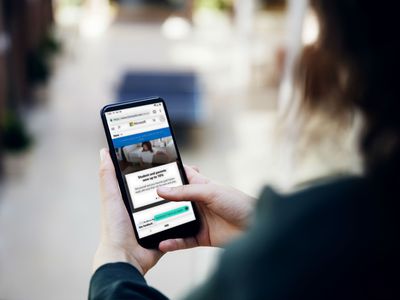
[157, 166, 256, 252]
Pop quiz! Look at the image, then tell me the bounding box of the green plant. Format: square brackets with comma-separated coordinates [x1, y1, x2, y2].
[1, 111, 32, 153]
[41, 30, 62, 58]
[27, 50, 50, 84]
[27, 30, 62, 85]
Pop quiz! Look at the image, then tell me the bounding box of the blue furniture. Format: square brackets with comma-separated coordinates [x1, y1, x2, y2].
[116, 71, 202, 126]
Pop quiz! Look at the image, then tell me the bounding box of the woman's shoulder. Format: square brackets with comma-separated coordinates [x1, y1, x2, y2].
[222, 175, 375, 268]
[210, 176, 386, 299]
[256, 175, 368, 217]
[262, 175, 366, 200]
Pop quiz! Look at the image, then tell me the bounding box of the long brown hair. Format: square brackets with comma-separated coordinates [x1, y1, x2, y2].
[141, 141, 154, 153]
[297, 0, 400, 180]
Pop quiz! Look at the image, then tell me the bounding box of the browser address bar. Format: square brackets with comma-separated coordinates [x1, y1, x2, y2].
[110, 111, 151, 123]
[110, 114, 166, 138]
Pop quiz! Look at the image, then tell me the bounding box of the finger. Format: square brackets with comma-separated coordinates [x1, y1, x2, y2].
[99, 148, 112, 174]
[159, 237, 198, 253]
[99, 148, 120, 200]
[157, 184, 215, 204]
[184, 165, 210, 184]
[184, 165, 199, 181]
[189, 165, 200, 173]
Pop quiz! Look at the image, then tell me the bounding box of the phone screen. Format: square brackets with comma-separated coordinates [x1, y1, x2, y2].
[105, 102, 196, 238]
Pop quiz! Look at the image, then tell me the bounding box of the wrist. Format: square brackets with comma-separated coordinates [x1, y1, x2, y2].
[93, 243, 144, 275]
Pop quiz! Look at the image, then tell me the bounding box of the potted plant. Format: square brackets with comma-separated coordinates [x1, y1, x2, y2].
[1, 110, 33, 177]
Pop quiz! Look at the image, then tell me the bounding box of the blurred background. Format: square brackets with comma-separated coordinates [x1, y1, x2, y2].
[0, 0, 361, 299]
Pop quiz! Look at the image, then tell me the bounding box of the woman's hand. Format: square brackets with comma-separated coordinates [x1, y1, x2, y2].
[93, 148, 163, 275]
[157, 166, 256, 252]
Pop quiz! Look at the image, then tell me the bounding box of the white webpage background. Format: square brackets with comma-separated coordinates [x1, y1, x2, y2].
[125, 162, 183, 208]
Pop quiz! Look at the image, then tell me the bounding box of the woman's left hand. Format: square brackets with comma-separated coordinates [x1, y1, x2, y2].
[93, 148, 163, 275]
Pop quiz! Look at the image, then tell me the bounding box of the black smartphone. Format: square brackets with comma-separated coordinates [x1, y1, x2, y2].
[101, 97, 200, 249]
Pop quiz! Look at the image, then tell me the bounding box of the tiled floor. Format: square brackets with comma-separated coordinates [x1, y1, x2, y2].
[0, 10, 359, 300]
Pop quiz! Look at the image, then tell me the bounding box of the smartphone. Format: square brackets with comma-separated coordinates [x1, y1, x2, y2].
[101, 97, 200, 249]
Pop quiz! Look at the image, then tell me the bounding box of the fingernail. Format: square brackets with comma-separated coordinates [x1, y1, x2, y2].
[158, 187, 172, 194]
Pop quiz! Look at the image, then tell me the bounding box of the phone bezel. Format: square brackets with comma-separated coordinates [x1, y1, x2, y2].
[100, 97, 201, 249]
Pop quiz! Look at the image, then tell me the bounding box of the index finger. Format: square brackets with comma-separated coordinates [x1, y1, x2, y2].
[157, 184, 215, 204]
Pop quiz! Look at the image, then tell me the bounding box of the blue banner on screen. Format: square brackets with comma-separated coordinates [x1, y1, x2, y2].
[113, 127, 172, 148]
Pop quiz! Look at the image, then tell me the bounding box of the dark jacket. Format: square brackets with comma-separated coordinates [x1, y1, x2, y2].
[89, 177, 399, 299]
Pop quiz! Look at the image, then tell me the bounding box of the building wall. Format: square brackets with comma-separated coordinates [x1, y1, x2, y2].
[0, 0, 54, 171]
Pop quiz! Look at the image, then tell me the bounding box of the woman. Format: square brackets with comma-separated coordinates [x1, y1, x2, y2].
[139, 141, 154, 165]
[89, 1, 399, 299]
[141, 141, 154, 153]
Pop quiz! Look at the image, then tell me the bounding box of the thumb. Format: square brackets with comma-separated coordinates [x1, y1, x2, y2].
[99, 148, 121, 200]
[157, 184, 215, 204]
